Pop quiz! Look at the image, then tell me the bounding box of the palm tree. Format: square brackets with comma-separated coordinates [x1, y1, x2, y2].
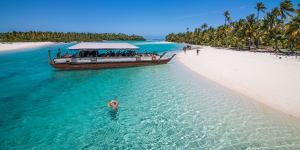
[231, 19, 247, 49]
[272, 7, 281, 18]
[224, 10, 231, 25]
[286, 11, 300, 50]
[256, 2, 267, 21]
[261, 12, 274, 44]
[244, 14, 257, 49]
[269, 7, 283, 51]
[200, 23, 208, 31]
[223, 11, 231, 47]
[199, 23, 209, 44]
[279, 0, 295, 20]
[254, 2, 267, 48]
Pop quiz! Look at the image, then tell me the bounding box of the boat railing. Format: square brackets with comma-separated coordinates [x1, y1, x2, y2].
[49, 49, 174, 64]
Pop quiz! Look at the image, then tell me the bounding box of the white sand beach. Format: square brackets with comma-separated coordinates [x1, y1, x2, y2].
[178, 46, 300, 118]
[0, 42, 55, 52]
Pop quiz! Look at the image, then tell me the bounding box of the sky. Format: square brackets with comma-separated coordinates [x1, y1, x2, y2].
[0, 0, 299, 38]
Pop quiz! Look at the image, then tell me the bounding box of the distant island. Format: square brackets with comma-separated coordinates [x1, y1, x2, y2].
[166, 1, 300, 51]
[0, 31, 145, 42]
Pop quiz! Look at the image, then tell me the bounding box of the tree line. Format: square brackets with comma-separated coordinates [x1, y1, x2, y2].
[0, 31, 145, 42]
[166, 0, 300, 51]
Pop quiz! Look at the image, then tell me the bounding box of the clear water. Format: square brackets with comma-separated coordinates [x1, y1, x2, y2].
[1, 42, 300, 149]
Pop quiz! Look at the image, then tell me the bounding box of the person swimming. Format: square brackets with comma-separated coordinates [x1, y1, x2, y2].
[108, 100, 119, 110]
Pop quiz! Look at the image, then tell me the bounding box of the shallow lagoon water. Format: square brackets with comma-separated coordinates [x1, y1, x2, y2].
[1, 42, 300, 149]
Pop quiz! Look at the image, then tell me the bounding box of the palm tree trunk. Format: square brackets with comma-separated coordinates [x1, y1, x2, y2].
[255, 37, 259, 49]
[248, 38, 251, 50]
[275, 39, 279, 51]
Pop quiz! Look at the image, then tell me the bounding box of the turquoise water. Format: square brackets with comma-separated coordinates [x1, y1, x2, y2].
[1, 42, 300, 149]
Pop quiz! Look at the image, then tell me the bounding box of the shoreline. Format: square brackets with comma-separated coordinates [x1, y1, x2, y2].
[177, 46, 300, 119]
[0, 42, 57, 52]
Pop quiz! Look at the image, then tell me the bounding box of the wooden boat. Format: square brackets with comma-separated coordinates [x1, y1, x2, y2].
[48, 43, 176, 70]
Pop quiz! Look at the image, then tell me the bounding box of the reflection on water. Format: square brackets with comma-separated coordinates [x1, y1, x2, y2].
[109, 109, 119, 121]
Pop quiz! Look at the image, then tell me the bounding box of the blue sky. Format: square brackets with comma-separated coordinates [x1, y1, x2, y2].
[0, 0, 299, 37]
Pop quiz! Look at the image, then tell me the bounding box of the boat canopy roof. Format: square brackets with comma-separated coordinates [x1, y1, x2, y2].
[68, 42, 139, 51]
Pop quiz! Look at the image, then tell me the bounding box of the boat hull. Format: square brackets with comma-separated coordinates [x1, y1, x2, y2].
[50, 59, 173, 70]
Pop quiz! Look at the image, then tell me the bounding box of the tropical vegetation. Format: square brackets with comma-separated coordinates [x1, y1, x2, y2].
[0, 31, 145, 42]
[166, 0, 300, 51]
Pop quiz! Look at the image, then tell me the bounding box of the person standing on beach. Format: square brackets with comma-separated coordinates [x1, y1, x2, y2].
[196, 49, 200, 56]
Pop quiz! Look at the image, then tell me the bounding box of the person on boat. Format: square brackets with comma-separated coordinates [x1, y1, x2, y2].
[108, 100, 119, 110]
[151, 54, 156, 60]
[63, 52, 72, 58]
[57, 48, 61, 58]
